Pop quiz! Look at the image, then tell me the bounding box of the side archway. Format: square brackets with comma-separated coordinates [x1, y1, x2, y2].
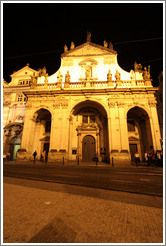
[32, 108, 52, 160]
[127, 106, 153, 161]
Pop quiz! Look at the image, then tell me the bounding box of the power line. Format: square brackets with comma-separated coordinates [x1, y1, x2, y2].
[3, 37, 163, 60]
[114, 37, 162, 45]
[3, 49, 61, 60]
[123, 57, 163, 69]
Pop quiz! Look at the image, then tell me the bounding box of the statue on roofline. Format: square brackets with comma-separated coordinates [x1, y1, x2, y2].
[64, 45, 68, 52]
[142, 67, 151, 80]
[65, 71, 71, 83]
[134, 61, 143, 72]
[115, 70, 121, 81]
[57, 71, 63, 83]
[107, 69, 112, 82]
[37, 67, 47, 77]
[130, 69, 135, 79]
[70, 41, 75, 50]
[109, 42, 113, 50]
[86, 31, 91, 42]
[103, 40, 108, 48]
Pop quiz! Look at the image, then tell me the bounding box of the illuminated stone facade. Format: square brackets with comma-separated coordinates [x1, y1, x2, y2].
[3, 37, 162, 165]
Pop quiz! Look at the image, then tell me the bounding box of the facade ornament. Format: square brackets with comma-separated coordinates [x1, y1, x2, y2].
[103, 40, 108, 48]
[109, 42, 113, 50]
[143, 67, 151, 80]
[3, 92, 11, 106]
[107, 69, 114, 87]
[65, 71, 71, 83]
[134, 61, 143, 72]
[37, 67, 47, 77]
[86, 31, 91, 42]
[57, 71, 63, 88]
[64, 45, 68, 52]
[64, 71, 71, 88]
[130, 69, 135, 79]
[115, 70, 121, 81]
[107, 69, 112, 82]
[30, 75, 37, 88]
[45, 74, 48, 82]
[85, 66, 92, 81]
[70, 41, 75, 50]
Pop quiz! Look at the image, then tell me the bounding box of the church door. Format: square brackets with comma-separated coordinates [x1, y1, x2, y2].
[82, 135, 96, 161]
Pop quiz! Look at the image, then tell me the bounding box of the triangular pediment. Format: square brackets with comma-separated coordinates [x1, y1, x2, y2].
[62, 42, 117, 57]
[10, 65, 38, 77]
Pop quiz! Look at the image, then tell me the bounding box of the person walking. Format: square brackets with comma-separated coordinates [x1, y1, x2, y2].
[147, 151, 152, 166]
[145, 151, 148, 164]
[33, 151, 37, 162]
[134, 152, 140, 166]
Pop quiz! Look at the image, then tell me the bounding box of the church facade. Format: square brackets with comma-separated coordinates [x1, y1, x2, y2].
[3, 35, 162, 166]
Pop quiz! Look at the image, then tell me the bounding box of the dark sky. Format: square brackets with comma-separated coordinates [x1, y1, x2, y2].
[3, 3, 163, 86]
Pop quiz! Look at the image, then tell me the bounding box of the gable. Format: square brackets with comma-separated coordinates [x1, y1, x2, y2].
[10, 66, 38, 77]
[62, 42, 117, 57]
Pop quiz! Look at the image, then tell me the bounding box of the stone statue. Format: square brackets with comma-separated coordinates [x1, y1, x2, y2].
[115, 70, 121, 81]
[70, 41, 75, 50]
[57, 71, 63, 83]
[107, 69, 112, 82]
[42, 66, 47, 76]
[45, 73, 48, 83]
[103, 40, 108, 48]
[64, 45, 68, 52]
[30, 75, 37, 88]
[37, 67, 47, 77]
[65, 71, 71, 83]
[85, 67, 91, 80]
[130, 69, 135, 79]
[143, 67, 151, 80]
[109, 42, 113, 50]
[134, 61, 143, 72]
[86, 31, 91, 42]
[37, 68, 42, 77]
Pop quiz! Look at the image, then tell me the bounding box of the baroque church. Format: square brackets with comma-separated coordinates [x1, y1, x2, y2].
[3, 34, 162, 166]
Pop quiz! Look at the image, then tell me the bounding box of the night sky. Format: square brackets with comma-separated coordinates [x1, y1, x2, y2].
[3, 2, 163, 86]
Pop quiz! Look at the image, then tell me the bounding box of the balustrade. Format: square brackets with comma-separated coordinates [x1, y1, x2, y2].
[33, 80, 148, 90]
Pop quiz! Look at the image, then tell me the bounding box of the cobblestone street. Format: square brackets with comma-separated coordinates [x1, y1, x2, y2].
[3, 177, 163, 243]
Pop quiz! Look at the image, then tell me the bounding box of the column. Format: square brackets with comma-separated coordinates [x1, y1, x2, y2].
[149, 105, 162, 150]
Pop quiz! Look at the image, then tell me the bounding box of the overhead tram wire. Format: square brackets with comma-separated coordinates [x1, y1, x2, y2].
[3, 37, 163, 60]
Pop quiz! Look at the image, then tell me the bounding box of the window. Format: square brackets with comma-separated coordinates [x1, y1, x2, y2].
[83, 115, 88, 123]
[17, 94, 27, 102]
[127, 120, 135, 132]
[90, 115, 95, 123]
[82, 115, 95, 123]
[18, 80, 30, 86]
[17, 94, 23, 102]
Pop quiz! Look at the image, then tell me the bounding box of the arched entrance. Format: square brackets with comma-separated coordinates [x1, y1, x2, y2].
[70, 100, 109, 162]
[33, 108, 51, 159]
[127, 106, 153, 161]
[3, 123, 23, 160]
[9, 137, 21, 160]
[82, 135, 96, 161]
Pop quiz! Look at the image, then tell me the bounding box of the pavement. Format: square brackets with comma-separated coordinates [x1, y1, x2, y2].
[3, 176, 163, 244]
[3, 159, 163, 168]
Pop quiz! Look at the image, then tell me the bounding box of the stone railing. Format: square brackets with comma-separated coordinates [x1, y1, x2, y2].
[33, 79, 151, 90]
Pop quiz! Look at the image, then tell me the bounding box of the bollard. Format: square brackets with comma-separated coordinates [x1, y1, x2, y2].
[112, 157, 114, 167]
[63, 156, 64, 166]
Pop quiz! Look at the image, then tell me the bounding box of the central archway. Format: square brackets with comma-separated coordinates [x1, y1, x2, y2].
[69, 100, 109, 162]
[82, 135, 96, 161]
